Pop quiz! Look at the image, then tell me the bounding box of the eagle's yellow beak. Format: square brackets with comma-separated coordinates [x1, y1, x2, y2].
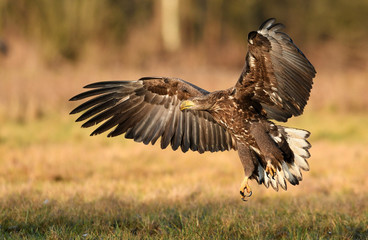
[180, 100, 195, 111]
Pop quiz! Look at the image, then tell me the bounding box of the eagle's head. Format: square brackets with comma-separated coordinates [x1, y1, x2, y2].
[180, 94, 217, 111]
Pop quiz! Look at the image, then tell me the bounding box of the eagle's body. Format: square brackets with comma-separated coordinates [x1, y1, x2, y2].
[70, 19, 316, 200]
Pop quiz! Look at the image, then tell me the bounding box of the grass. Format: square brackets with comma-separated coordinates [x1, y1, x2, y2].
[0, 111, 367, 239]
[0, 194, 366, 239]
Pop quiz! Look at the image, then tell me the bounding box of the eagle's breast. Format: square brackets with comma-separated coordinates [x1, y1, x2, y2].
[209, 93, 261, 147]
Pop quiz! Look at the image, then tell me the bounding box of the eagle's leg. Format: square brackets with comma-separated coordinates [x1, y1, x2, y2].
[250, 122, 283, 178]
[237, 144, 256, 201]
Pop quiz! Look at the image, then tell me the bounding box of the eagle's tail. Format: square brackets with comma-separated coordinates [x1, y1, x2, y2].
[255, 126, 311, 191]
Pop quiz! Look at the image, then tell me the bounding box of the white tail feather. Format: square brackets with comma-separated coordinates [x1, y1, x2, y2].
[283, 127, 310, 139]
[261, 126, 312, 191]
[270, 176, 278, 191]
[263, 169, 270, 188]
[292, 147, 310, 158]
[288, 138, 311, 149]
[253, 126, 311, 191]
[294, 154, 310, 171]
[282, 161, 298, 185]
[277, 169, 287, 190]
[289, 163, 303, 180]
[281, 161, 291, 179]
[282, 127, 311, 173]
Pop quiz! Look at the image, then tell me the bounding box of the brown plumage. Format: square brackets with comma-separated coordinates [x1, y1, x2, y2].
[70, 18, 316, 200]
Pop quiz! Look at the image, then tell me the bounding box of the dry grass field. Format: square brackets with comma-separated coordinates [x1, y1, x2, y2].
[1, 41, 368, 239]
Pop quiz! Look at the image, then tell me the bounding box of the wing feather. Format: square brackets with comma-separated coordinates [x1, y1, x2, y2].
[197, 112, 206, 153]
[190, 112, 199, 151]
[70, 92, 118, 114]
[70, 77, 236, 153]
[208, 121, 215, 152]
[161, 98, 179, 149]
[171, 110, 184, 151]
[69, 87, 124, 102]
[236, 18, 316, 122]
[76, 98, 121, 122]
[181, 111, 191, 152]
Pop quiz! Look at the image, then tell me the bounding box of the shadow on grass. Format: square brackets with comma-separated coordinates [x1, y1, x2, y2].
[0, 193, 367, 239]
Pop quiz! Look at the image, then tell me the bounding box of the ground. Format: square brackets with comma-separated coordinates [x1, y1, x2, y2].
[0, 109, 367, 239]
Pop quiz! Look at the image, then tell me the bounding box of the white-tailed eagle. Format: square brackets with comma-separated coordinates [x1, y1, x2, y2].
[70, 18, 316, 201]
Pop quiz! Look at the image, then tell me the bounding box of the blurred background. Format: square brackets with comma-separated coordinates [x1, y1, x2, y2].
[0, 0, 367, 238]
[1, 0, 368, 119]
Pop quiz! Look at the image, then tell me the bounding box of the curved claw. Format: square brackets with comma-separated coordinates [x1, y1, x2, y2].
[240, 190, 253, 201]
[245, 190, 252, 198]
[239, 176, 253, 201]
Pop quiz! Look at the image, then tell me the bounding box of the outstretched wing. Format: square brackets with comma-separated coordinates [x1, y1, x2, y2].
[70, 77, 236, 153]
[236, 18, 316, 122]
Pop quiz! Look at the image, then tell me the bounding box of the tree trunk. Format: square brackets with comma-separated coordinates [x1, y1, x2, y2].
[161, 0, 181, 52]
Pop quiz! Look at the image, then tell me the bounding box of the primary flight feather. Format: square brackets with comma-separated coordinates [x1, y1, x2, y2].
[70, 18, 316, 200]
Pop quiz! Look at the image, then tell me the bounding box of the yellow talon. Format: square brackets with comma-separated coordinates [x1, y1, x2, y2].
[265, 162, 276, 178]
[239, 177, 252, 201]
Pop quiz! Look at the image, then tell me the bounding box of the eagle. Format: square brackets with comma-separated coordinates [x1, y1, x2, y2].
[70, 18, 316, 201]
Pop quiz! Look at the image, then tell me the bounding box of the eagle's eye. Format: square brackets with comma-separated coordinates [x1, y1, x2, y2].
[248, 31, 257, 45]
